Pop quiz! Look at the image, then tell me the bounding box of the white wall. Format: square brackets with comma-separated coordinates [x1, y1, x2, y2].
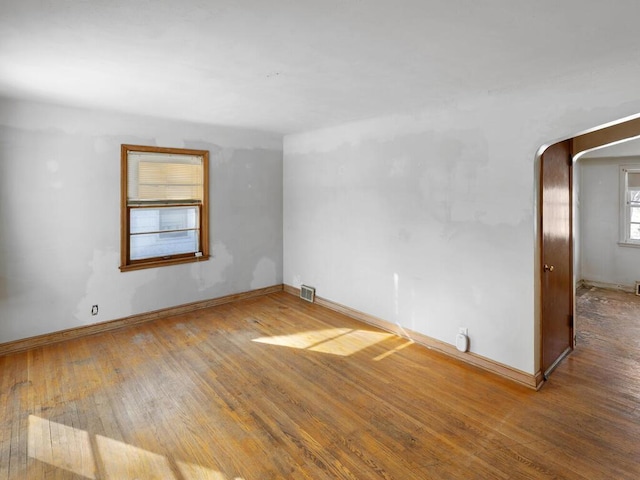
[284, 61, 640, 375]
[6, 60, 640, 377]
[0, 98, 283, 344]
[579, 156, 640, 289]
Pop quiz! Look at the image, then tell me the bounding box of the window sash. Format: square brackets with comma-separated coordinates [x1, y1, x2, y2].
[128, 205, 201, 262]
[129, 205, 199, 235]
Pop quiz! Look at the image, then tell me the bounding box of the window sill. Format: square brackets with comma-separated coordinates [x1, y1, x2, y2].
[617, 241, 640, 249]
[120, 254, 210, 272]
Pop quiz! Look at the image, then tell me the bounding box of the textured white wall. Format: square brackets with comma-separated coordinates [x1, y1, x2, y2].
[0, 98, 283, 343]
[284, 64, 640, 375]
[579, 156, 640, 289]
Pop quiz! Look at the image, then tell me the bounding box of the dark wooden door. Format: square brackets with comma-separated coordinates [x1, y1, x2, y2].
[541, 140, 574, 378]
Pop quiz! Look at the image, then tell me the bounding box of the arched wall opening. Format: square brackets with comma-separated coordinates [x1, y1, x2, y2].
[536, 114, 640, 385]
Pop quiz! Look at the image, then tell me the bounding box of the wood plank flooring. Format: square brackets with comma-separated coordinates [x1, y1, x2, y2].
[1, 288, 639, 479]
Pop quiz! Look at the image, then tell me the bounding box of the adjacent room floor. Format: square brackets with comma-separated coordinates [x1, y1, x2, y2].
[1, 288, 639, 479]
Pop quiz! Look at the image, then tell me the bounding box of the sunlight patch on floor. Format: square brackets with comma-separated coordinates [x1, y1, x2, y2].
[96, 435, 174, 479]
[28, 415, 244, 479]
[373, 339, 414, 361]
[252, 328, 395, 356]
[177, 460, 231, 479]
[28, 414, 96, 479]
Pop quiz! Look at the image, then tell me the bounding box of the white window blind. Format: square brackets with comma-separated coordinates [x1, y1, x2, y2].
[127, 152, 203, 205]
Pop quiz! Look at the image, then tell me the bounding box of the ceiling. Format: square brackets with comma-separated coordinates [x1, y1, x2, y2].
[1, 0, 640, 134]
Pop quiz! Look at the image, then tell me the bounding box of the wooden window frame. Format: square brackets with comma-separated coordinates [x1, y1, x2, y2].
[619, 164, 640, 247]
[120, 144, 210, 271]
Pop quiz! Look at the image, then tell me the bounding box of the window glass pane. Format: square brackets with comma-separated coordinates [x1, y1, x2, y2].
[130, 229, 200, 260]
[630, 223, 640, 241]
[631, 207, 640, 223]
[158, 207, 197, 232]
[130, 208, 159, 234]
[628, 172, 640, 188]
[131, 207, 198, 234]
[629, 189, 640, 204]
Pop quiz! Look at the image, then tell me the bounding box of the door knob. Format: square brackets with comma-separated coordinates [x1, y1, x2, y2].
[544, 264, 554, 272]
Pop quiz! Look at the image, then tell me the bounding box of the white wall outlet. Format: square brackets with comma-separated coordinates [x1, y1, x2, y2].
[458, 327, 468, 336]
[456, 332, 469, 352]
[91, 305, 98, 316]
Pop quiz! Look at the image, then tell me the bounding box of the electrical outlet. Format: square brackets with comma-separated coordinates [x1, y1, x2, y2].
[91, 305, 98, 316]
[458, 327, 468, 336]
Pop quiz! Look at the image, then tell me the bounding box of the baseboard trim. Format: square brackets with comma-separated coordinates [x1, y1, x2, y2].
[580, 279, 635, 293]
[0, 285, 284, 356]
[284, 285, 540, 390]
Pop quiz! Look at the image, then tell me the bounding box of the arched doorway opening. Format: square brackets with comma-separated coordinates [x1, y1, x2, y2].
[538, 115, 640, 384]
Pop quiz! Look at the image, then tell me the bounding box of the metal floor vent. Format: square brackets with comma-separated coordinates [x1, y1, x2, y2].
[300, 285, 316, 303]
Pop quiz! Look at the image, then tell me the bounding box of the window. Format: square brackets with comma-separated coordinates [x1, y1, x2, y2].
[120, 144, 209, 271]
[620, 165, 640, 246]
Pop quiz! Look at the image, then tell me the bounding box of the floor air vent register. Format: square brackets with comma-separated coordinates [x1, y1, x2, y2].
[300, 285, 316, 303]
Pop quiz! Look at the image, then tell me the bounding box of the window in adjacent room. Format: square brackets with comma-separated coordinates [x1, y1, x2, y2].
[120, 144, 209, 271]
[620, 165, 640, 246]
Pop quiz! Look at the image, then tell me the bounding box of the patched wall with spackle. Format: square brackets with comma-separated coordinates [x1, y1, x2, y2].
[0, 98, 283, 343]
[284, 64, 640, 375]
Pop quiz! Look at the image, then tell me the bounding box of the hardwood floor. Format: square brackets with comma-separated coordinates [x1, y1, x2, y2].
[1, 288, 639, 479]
